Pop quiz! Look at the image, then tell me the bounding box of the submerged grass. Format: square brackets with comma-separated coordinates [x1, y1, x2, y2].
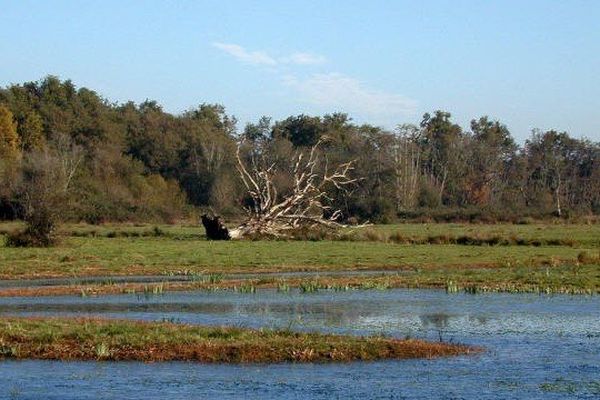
[0, 317, 475, 363]
[2, 261, 597, 297]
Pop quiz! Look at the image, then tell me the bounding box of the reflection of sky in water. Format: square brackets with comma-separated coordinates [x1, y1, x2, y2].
[0, 289, 597, 339]
[1, 289, 599, 399]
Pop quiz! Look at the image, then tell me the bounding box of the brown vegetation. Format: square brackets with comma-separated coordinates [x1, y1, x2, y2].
[0, 317, 476, 362]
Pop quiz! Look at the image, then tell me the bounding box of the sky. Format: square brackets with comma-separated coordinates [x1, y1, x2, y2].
[1, 0, 599, 142]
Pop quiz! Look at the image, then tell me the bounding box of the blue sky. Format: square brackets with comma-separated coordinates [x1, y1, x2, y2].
[1, 0, 599, 141]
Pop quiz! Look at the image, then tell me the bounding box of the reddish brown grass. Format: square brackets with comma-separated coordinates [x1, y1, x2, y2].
[0, 317, 477, 363]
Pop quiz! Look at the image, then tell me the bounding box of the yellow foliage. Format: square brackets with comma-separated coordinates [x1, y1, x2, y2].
[0, 104, 21, 160]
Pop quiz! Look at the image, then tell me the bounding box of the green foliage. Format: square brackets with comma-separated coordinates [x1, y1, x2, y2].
[1, 77, 599, 225]
[18, 111, 45, 151]
[272, 114, 324, 147]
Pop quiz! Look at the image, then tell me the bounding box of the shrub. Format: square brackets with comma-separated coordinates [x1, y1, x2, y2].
[388, 231, 409, 244]
[361, 228, 388, 242]
[6, 226, 57, 247]
[289, 225, 331, 241]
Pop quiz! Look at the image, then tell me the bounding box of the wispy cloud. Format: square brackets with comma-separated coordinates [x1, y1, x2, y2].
[212, 42, 416, 125]
[212, 42, 326, 67]
[283, 73, 417, 122]
[212, 42, 277, 66]
[280, 52, 326, 65]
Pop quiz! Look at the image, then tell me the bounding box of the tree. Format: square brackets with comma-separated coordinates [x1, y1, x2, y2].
[18, 111, 46, 151]
[523, 130, 574, 216]
[7, 135, 83, 246]
[0, 104, 21, 216]
[272, 114, 324, 147]
[243, 116, 271, 142]
[466, 117, 516, 205]
[203, 139, 363, 239]
[178, 104, 237, 208]
[392, 124, 422, 211]
[419, 111, 465, 205]
[0, 104, 20, 159]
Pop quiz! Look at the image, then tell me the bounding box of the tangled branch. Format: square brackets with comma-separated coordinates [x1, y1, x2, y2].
[230, 139, 364, 239]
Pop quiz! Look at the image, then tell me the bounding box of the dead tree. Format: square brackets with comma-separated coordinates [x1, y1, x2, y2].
[221, 139, 363, 239]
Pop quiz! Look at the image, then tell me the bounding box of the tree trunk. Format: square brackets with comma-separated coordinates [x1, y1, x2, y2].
[201, 214, 231, 240]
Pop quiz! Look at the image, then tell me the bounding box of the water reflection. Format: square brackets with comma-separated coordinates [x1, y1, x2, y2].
[0, 289, 597, 338]
[0, 289, 598, 399]
[419, 313, 451, 329]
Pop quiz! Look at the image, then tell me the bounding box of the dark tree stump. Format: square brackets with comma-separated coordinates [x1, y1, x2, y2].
[201, 214, 231, 240]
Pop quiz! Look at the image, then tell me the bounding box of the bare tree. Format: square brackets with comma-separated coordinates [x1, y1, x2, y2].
[7, 135, 83, 247]
[53, 132, 84, 192]
[393, 124, 421, 211]
[209, 139, 364, 239]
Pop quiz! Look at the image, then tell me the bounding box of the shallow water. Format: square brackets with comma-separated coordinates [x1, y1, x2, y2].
[0, 270, 399, 288]
[0, 289, 599, 399]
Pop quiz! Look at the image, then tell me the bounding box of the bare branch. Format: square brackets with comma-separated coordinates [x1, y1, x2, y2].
[230, 139, 366, 239]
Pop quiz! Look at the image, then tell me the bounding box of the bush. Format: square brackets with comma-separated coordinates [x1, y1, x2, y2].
[418, 183, 441, 209]
[7, 148, 71, 247]
[6, 226, 57, 247]
[516, 217, 535, 225]
[347, 197, 396, 224]
[361, 228, 388, 242]
[289, 226, 331, 241]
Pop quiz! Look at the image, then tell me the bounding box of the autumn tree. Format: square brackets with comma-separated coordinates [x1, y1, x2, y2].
[0, 104, 21, 217]
[18, 111, 46, 151]
[0, 104, 20, 159]
[466, 117, 516, 206]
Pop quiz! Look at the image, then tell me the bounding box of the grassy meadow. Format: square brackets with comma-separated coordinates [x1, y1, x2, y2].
[0, 221, 598, 294]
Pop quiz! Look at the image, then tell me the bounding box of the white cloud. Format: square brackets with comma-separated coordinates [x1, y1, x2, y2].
[212, 42, 277, 66]
[280, 52, 326, 65]
[283, 73, 417, 122]
[211, 43, 415, 125]
[212, 42, 326, 67]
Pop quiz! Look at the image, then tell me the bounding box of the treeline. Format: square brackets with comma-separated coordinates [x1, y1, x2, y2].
[0, 76, 598, 224]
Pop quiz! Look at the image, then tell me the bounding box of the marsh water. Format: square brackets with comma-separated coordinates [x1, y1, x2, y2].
[0, 289, 598, 399]
[0, 269, 401, 288]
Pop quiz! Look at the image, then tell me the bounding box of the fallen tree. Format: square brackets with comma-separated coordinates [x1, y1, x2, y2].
[202, 139, 366, 240]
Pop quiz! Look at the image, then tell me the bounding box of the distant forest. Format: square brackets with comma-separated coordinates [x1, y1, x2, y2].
[0, 76, 598, 224]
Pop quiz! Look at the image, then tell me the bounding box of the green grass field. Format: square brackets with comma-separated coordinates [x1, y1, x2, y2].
[0, 222, 598, 293]
[0, 235, 595, 279]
